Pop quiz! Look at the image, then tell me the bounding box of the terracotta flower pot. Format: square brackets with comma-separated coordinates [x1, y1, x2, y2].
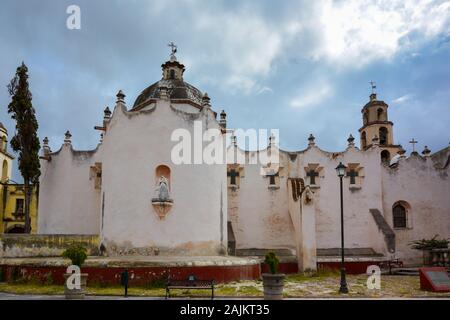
[262, 273, 285, 300]
[63, 273, 88, 299]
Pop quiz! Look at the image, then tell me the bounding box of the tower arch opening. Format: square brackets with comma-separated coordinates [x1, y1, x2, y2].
[361, 131, 367, 149]
[379, 127, 388, 145]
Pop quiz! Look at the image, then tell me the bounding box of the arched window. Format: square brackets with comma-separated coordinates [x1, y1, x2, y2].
[381, 150, 390, 164]
[379, 127, 388, 145]
[393, 201, 410, 228]
[377, 108, 384, 121]
[361, 131, 367, 149]
[2, 160, 8, 182]
[169, 69, 175, 79]
[363, 111, 369, 125]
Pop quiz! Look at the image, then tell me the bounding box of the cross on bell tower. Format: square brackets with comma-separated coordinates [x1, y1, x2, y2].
[370, 81, 377, 94]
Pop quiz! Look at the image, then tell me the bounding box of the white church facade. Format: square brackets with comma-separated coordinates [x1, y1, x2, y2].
[37, 51, 450, 267]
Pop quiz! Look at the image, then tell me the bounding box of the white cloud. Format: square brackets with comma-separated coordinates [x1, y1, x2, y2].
[256, 86, 274, 95]
[309, 0, 450, 67]
[392, 94, 413, 104]
[289, 80, 333, 109]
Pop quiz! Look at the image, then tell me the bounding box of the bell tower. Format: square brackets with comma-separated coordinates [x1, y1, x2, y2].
[359, 85, 400, 164]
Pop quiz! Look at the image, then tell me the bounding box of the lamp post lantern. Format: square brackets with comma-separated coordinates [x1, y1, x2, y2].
[335, 162, 349, 294]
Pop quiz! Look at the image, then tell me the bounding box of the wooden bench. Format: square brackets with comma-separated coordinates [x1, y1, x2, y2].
[379, 258, 404, 274]
[165, 275, 215, 299]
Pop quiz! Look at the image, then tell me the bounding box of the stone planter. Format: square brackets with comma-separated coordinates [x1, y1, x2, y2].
[262, 273, 285, 300]
[63, 273, 88, 299]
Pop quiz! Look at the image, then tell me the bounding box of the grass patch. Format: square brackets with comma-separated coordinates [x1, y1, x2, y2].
[287, 267, 340, 282]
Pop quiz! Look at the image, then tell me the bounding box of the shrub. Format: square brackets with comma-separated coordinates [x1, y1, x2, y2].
[62, 244, 88, 267]
[409, 235, 450, 250]
[264, 251, 280, 274]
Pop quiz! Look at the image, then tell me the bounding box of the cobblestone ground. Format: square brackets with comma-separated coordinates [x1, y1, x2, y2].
[0, 274, 449, 299]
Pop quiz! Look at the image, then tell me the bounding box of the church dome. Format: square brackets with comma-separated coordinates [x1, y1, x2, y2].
[132, 79, 204, 109]
[132, 49, 204, 110]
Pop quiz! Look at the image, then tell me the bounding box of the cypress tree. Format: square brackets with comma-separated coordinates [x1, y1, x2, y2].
[7, 62, 40, 233]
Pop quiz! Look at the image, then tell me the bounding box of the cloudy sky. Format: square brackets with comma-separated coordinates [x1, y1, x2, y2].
[0, 0, 449, 181]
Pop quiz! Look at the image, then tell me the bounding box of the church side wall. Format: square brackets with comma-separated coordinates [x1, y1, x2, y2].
[229, 152, 296, 252]
[38, 145, 101, 234]
[229, 145, 387, 256]
[381, 156, 450, 265]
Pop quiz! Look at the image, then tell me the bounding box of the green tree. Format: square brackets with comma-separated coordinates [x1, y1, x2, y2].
[7, 62, 40, 233]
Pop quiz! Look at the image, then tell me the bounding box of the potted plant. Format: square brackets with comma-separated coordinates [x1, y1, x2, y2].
[62, 244, 88, 299]
[410, 235, 450, 266]
[262, 251, 285, 300]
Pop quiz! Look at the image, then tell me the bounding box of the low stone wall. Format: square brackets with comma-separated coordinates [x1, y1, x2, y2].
[0, 234, 100, 258]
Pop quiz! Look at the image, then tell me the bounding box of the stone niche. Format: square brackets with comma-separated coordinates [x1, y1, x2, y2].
[151, 165, 173, 219]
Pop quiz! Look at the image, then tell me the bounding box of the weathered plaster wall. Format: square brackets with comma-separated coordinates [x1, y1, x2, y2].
[228, 143, 388, 257]
[38, 144, 102, 234]
[100, 99, 227, 256]
[381, 155, 450, 265]
[228, 149, 296, 252]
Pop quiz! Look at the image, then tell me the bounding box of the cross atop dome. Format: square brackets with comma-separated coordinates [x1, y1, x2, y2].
[168, 42, 178, 62]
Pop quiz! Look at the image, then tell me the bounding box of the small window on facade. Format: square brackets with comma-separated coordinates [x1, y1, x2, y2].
[346, 168, 359, 184]
[170, 69, 175, 79]
[363, 111, 369, 125]
[393, 203, 407, 228]
[266, 171, 279, 188]
[228, 169, 239, 185]
[227, 165, 243, 188]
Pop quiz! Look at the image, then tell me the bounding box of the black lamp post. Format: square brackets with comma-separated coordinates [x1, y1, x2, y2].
[335, 162, 349, 294]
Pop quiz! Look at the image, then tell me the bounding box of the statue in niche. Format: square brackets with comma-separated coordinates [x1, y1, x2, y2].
[303, 186, 314, 205]
[152, 176, 173, 203]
